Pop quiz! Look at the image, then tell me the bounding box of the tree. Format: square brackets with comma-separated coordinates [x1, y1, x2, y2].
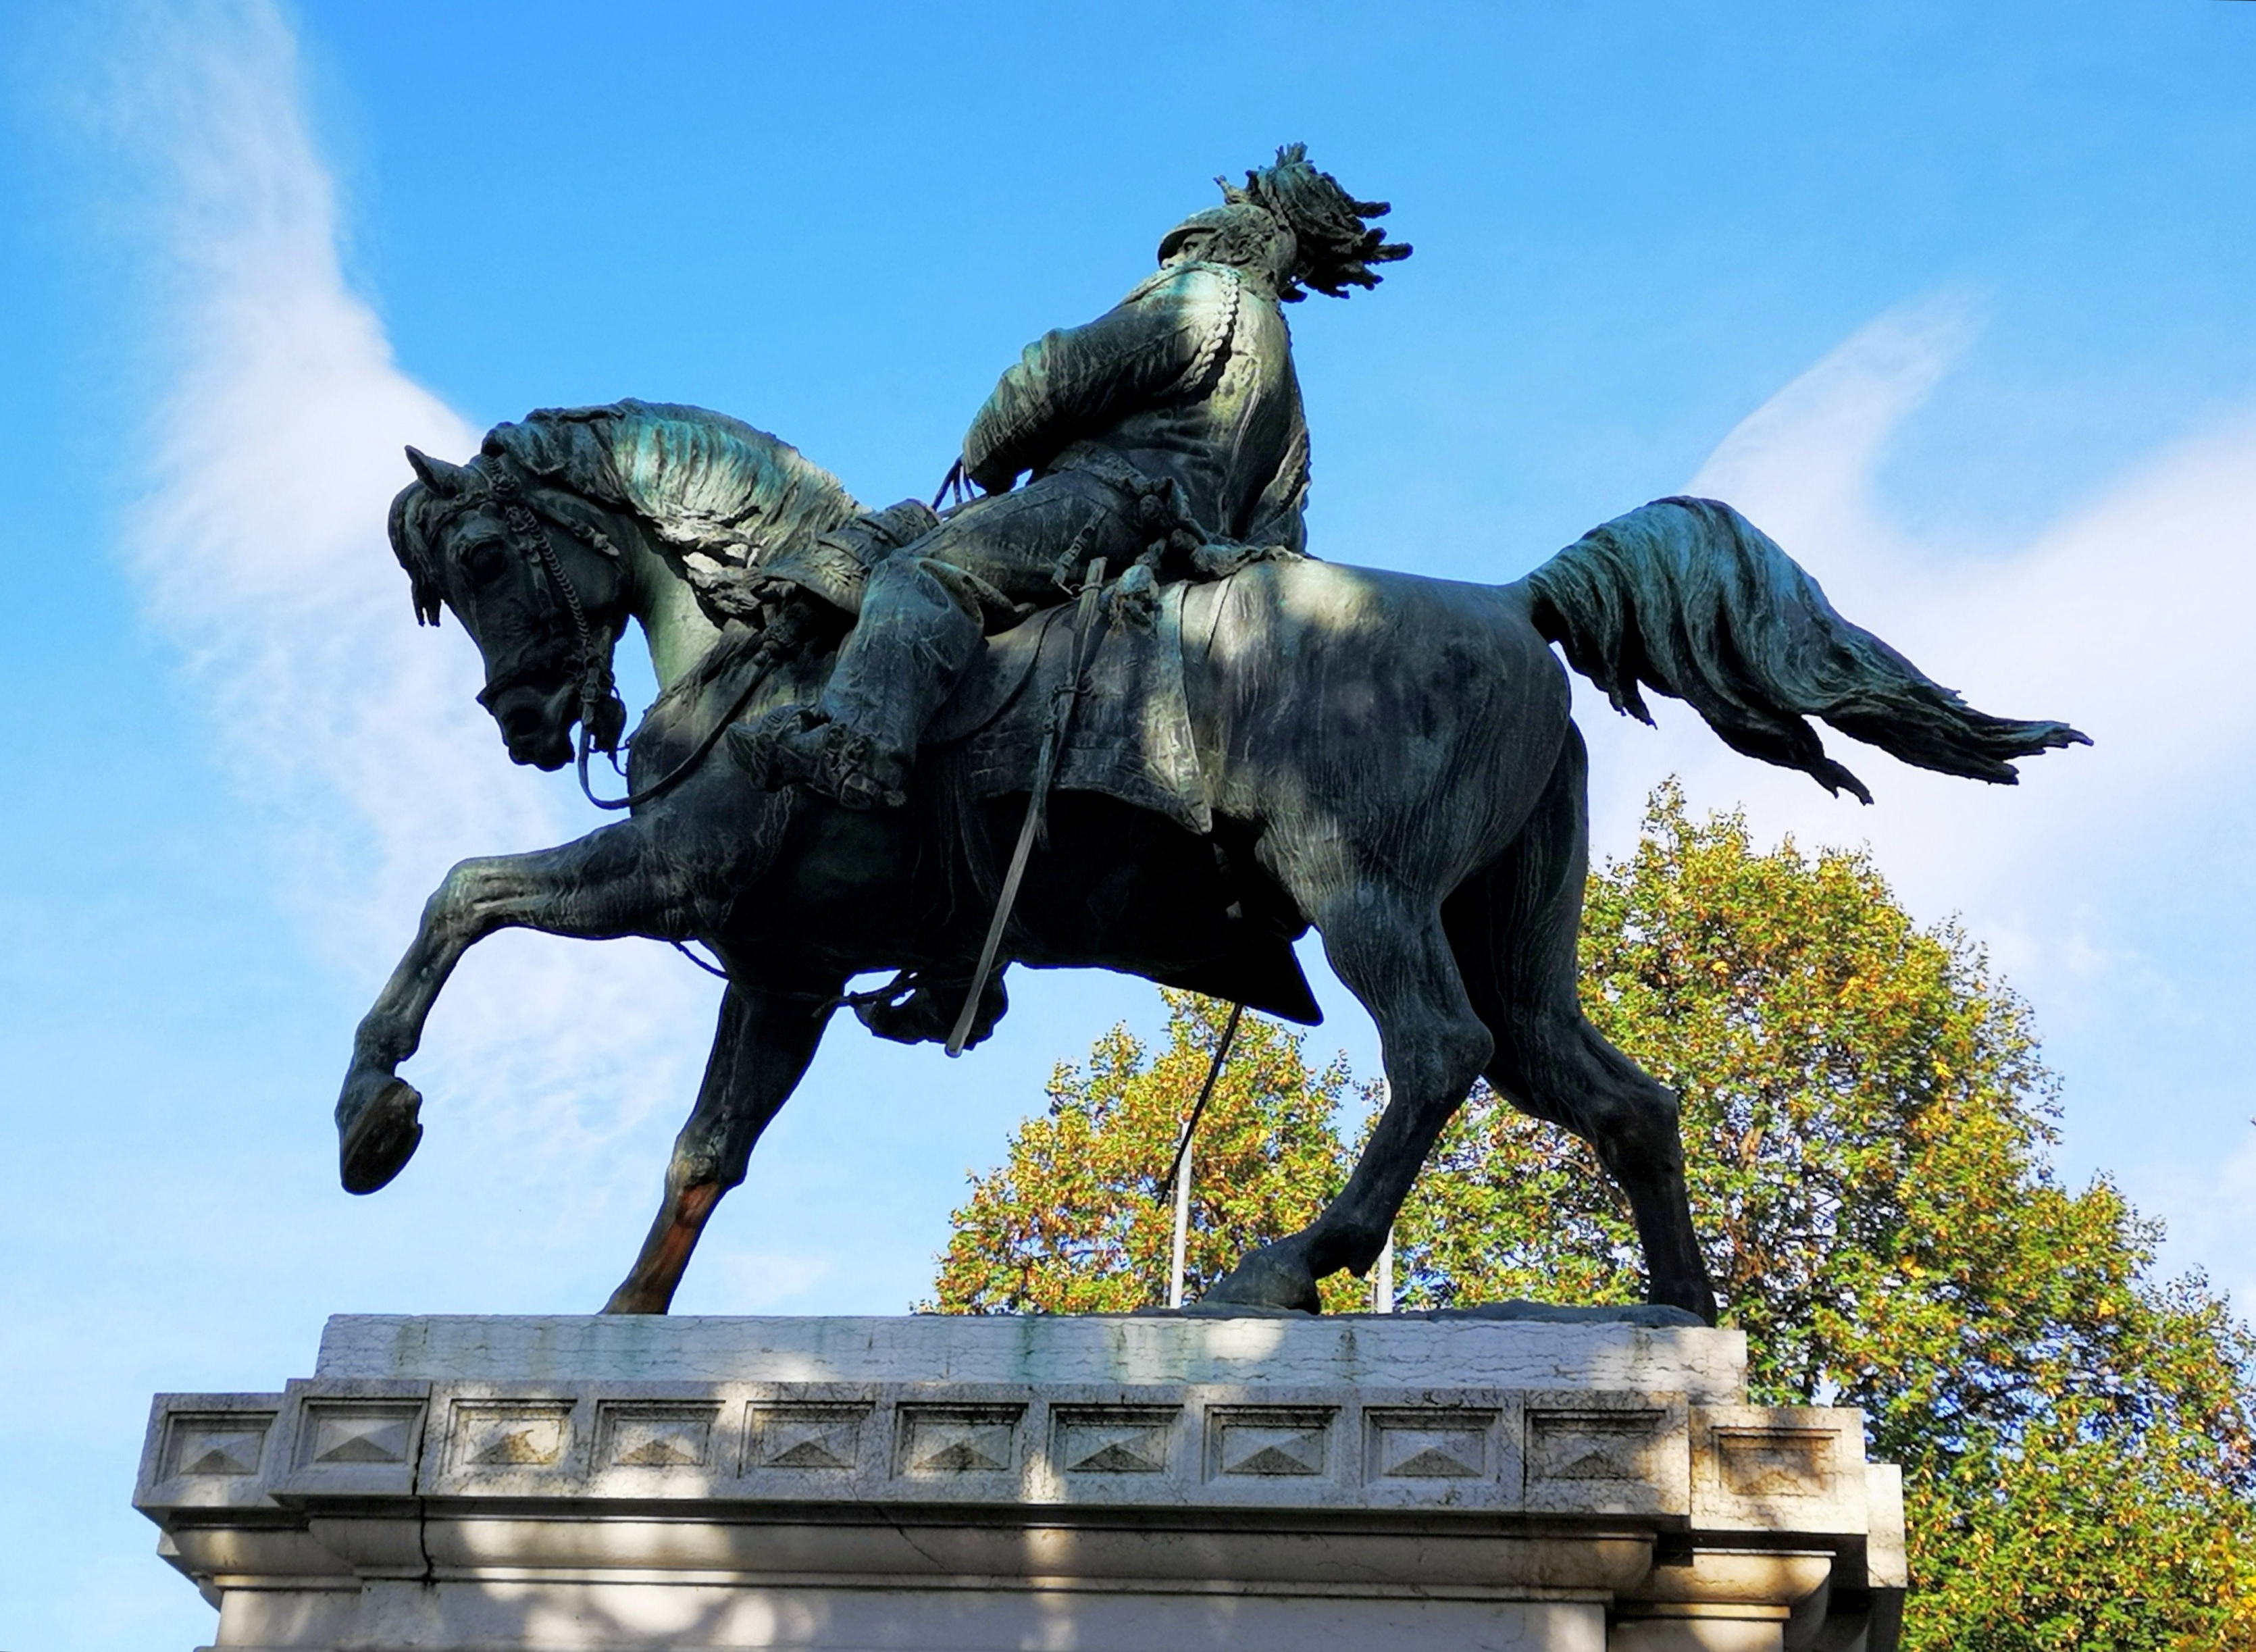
[925, 993, 1371, 1314]
[1400, 785, 2256, 1651]
[932, 787, 2256, 1648]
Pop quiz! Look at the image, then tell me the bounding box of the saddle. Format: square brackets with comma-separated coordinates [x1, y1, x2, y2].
[928, 579, 1212, 836]
[923, 575, 1321, 1028]
[638, 565, 1217, 836]
[628, 571, 1320, 1028]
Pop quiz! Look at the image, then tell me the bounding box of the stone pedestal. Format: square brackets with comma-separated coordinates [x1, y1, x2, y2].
[137, 1313, 1904, 1651]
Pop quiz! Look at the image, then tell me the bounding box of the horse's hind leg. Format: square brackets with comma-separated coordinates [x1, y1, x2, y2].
[1447, 726, 1718, 1322]
[605, 980, 839, 1314]
[1206, 877, 1495, 1311]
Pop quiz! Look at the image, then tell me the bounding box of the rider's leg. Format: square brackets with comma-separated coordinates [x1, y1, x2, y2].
[733, 472, 1140, 808]
[798, 553, 988, 805]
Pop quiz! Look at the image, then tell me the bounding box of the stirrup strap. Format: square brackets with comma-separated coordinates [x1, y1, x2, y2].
[945, 560, 1108, 1056]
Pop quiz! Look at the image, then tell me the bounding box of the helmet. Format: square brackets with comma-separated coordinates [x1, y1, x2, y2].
[1225, 144, 1411, 302]
[1156, 203, 1279, 265]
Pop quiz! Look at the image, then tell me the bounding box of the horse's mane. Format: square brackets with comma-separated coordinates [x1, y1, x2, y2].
[489, 399, 861, 563]
[389, 400, 861, 622]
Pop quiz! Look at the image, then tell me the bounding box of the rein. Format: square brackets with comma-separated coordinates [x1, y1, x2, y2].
[488, 469, 773, 815]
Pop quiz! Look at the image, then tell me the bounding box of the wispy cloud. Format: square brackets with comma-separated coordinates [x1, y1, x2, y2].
[118, 0, 717, 1199]
[1689, 288, 1982, 573]
[1579, 293, 2256, 1310]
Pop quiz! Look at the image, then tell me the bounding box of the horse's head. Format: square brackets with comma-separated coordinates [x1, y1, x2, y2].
[388, 446, 632, 770]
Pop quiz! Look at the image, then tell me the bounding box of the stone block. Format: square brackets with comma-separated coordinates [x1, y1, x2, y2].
[137, 1314, 1897, 1651]
[315, 1310, 1751, 1401]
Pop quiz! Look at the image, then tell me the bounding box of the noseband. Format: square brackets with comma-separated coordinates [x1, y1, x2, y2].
[484, 469, 637, 810]
[482, 469, 791, 816]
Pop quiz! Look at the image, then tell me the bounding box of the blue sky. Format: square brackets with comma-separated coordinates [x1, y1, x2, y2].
[3, 2, 2255, 1645]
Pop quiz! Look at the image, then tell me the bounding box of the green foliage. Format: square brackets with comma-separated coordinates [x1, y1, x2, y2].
[1392, 784, 2256, 1649]
[926, 993, 1370, 1314]
[933, 785, 2256, 1646]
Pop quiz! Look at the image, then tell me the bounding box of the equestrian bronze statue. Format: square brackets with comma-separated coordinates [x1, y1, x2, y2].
[347, 149, 2084, 1318]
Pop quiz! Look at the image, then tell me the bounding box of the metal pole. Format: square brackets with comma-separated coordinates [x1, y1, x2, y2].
[1169, 1130, 1194, 1310]
[1370, 1070, 1395, 1312]
[1161, 1002, 1243, 1310]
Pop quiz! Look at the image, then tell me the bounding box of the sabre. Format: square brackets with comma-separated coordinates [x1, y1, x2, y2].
[945, 559, 1108, 1057]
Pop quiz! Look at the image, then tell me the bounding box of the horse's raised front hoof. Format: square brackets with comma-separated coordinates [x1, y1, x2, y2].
[338, 1075, 424, 1195]
[1202, 1239, 1322, 1313]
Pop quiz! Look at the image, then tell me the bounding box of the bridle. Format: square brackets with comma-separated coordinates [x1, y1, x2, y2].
[484, 468, 637, 810]
[482, 468, 786, 816]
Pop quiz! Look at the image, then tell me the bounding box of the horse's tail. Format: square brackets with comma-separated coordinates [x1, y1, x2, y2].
[1518, 496, 2088, 802]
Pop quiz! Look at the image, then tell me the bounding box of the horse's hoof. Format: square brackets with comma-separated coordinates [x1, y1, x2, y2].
[339, 1077, 424, 1195]
[1202, 1241, 1322, 1312]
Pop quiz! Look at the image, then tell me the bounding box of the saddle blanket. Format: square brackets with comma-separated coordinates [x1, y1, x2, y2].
[926, 580, 1213, 836]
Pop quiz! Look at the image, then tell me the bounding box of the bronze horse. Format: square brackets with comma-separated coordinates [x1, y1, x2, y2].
[351, 400, 2082, 1317]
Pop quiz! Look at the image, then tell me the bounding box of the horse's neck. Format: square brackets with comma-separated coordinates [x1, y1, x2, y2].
[621, 535, 721, 689]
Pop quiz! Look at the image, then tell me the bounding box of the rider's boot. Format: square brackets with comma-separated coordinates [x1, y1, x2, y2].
[727, 553, 985, 810]
[728, 708, 911, 810]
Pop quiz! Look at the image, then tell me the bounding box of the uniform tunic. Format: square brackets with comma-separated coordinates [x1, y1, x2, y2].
[817, 260, 1312, 767]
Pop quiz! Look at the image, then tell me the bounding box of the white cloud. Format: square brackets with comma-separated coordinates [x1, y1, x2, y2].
[1689, 288, 1982, 575]
[1577, 294, 2256, 1307]
[122, 0, 714, 1193]
[2143, 1133, 2256, 1314]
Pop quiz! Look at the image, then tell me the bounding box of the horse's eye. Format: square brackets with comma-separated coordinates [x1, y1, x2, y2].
[459, 540, 509, 587]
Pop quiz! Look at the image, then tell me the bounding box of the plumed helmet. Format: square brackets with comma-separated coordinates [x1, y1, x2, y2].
[1212, 143, 1412, 303]
[1156, 202, 1283, 266]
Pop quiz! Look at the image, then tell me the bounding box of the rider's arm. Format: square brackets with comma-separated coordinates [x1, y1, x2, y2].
[962, 266, 1230, 493]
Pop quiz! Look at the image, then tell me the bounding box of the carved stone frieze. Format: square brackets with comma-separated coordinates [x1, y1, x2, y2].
[136, 1316, 1905, 1650]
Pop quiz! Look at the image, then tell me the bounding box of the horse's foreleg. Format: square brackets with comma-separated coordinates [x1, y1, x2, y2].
[337, 821, 695, 1194]
[604, 980, 838, 1314]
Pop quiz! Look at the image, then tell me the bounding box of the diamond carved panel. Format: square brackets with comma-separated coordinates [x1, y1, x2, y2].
[451, 1402, 572, 1469]
[1526, 1408, 1666, 1484]
[164, 1413, 274, 1478]
[745, 1403, 869, 1472]
[895, 1405, 1021, 1476]
[297, 1403, 422, 1469]
[1364, 1409, 1493, 1481]
[598, 1404, 717, 1470]
[1053, 1407, 1177, 1474]
[1715, 1427, 1836, 1499]
[1208, 1408, 1334, 1479]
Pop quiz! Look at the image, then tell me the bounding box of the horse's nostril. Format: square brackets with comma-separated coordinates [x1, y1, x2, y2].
[491, 694, 558, 754]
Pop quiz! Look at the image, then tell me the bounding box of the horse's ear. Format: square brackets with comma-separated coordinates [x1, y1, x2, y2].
[405, 445, 474, 496]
